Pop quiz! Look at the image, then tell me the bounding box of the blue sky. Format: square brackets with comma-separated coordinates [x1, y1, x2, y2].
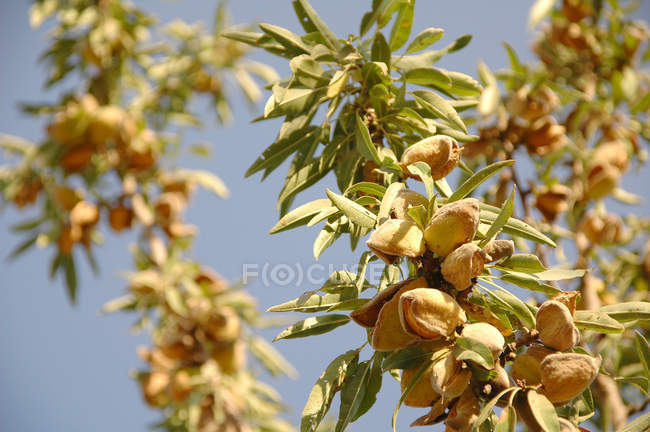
[1, 1, 648, 431]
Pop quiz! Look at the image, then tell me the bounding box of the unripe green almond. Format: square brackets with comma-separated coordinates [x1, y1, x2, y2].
[536, 300, 579, 351]
[400, 135, 453, 179]
[401, 362, 440, 407]
[483, 239, 515, 263]
[445, 388, 480, 432]
[391, 189, 429, 221]
[366, 219, 426, 265]
[441, 243, 488, 291]
[424, 198, 480, 257]
[540, 352, 601, 405]
[511, 343, 554, 386]
[399, 288, 467, 339]
[460, 322, 505, 359]
[350, 277, 426, 328]
[430, 351, 471, 399]
[371, 281, 427, 351]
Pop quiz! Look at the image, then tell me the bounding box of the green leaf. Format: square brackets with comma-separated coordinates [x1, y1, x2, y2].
[499, 254, 547, 273]
[175, 169, 230, 198]
[479, 202, 556, 247]
[314, 220, 342, 259]
[392, 358, 433, 432]
[406, 162, 435, 199]
[355, 113, 381, 164]
[326, 189, 376, 229]
[371, 32, 391, 67]
[244, 126, 322, 177]
[533, 269, 588, 281]
[529, 0, 556, 29]
[405, 27, 444, 53]
[327, 70, 349, 99]
[499, 271, 560, 295]
[293, 0, 340, 50]
[353, 355, 383, 421]
[412, 90, 467, 133]
[8, 235, 39, 260]
[600, 302, 650, 323]
[448, 160, 514, 202]
[483, 285, 536, 328]
[278, 158, 331, 210]
[443, 70, 483, 97]
[301, 349, 360, 432]
[345, 182, 387, 198]
[388, 0, 414, 51]
[404, 67, 452, 88]
[268, 292, 354, 313]
[527, 391, 560, 432]
[382, 346, 431, 371]
[453, 337, 494, 369]
[619, 413, 650, 432]
[635, 331, 650, 380]
[269, 199, 332, 234]
[100, 295, 137, 314]
[63, 255, 77, 305]
[479, 186, 515, 248]
[377, 182, 406, 225]
[265, 86, 322, 118]
[434, 178, 453, 198]
[475, 388, 517, 430]
[259, 23, 311, 54]
[495, 405, 516, 432]
[336, 359, 373, 431]
[291, 55, 329, 87]
[274, 314, 351, 341]
[249, 336, 298, 378]
[573, 310, 624, 334]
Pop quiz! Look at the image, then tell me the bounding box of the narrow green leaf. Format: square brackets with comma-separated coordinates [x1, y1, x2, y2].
[249, 336, 298, 378]
[453, 337, 494, 369]
[405, 27, 444, 53]
[268, 292, 354, 313]
[345, 182, 387, 198]
[259, 23, 311, 54]
[484, 285, 536, 328]
[619, 413, 650, 432]
[388, 0, 414, 51]
[495, 406, 516, 432]
[336, 359, 372, 431]
[635, 331, 650, 380]
[377, 182, 405, 225]
[573, 310, 624, 334]
[392, 358, 433, 432]
[63, 255, 77, 305]
[499, 254, 547, 273]
[382, 346, 429, 371]
[479, 202, 556, 247]
[448, 160, 514, 202]
[434, 178, 452, 198]
[8, 235, 38, 260]
[269, 199, 332, 234]
[100, 295, 137, 314]
[274, 314, 351, 341]
[353, 354, 383, 421]
[479, 186, 515, 248]
[326, 189, 376, 229]
[533, 269, 588, 281]
[407, 162, 435, 199]
[404, 67, 452, 88]
[474, 387, 517, 429]
[412, 90, 467, 133]
[278, 158, 331, 209]
[355, 113, 381, 164]
[293, 0, 340, 50]
[600, 302, 650, 323]
[527, 390, 560, 432]
[500, 271, 561, 295]
[301, 349, 361, 432]
[314, 220, 341, 259]
[371, 32, 391, 67]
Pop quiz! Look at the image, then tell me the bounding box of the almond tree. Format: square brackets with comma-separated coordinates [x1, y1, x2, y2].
[233, 1, 650, 431]
[1, 1, 293, 431]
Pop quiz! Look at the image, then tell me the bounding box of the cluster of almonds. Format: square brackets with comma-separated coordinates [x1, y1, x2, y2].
[347, 135, 602, 430]
[47, 94, 156, 174]
[135, 268, 254, 432]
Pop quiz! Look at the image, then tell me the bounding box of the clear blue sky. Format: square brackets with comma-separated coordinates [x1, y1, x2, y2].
[1, 1, 648, 431]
